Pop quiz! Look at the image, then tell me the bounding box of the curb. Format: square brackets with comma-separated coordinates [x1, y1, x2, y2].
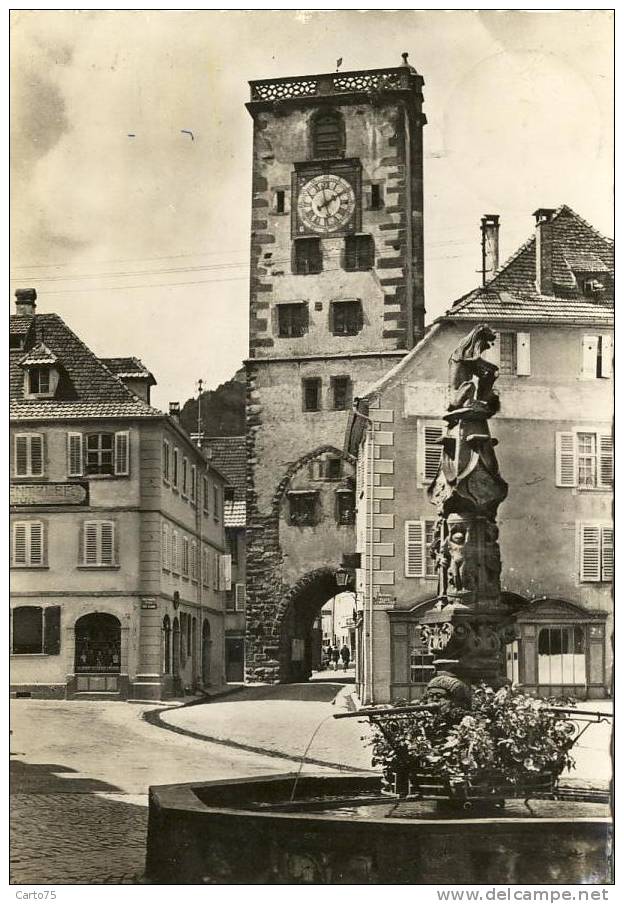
[142, 705, 375, 774]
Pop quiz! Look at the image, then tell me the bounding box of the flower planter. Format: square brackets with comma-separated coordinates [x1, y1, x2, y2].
[386, 769, 557, 805]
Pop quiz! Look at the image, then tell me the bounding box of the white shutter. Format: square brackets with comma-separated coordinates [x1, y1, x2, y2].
[555, 432, 576, 487]
[423, 424, 444, 483]
[580, 525, 601, 582]
[516, 332, 531, 376]
[68, 433, 83, 477]
[84, 521, 99, 564]
[13, 523, 27, 565]
[235, 583, 246, 610]
[29, 522, 44, 565]
[405, 520, 425, 577]
[100, 522, 115, 565]
[182, 537, 189, 575]
[599, 334, 613, 378]
[171, 532, 178, 572]
[601, 528, 613, 582]
[581, 335, 598, 379]
[222, 554, 232, 591]
[114, 431, 130, 476]
[15, 436, 29, 476]
[598, 433, 613, 488]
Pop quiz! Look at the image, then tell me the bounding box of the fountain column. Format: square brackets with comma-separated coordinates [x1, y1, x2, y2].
[420, 324, 523, 689]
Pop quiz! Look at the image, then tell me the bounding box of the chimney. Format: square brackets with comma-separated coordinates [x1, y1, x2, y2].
[15, 288, 37, 317]
[480, 215, 500, 286]
[169, 401, 181, 420]
[533, 208, 556, 295]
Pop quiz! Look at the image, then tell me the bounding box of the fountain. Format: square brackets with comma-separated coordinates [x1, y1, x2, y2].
[145, 325, 611, 884]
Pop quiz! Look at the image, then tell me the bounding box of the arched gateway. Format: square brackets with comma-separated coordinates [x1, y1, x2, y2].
[278, 567, 347, 683]
[244, 443, 357, 684]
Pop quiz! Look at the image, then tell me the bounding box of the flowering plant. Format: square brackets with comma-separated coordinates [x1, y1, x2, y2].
[366, 685, 577, 796]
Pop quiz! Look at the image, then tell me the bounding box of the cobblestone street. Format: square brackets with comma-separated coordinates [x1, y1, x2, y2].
[10, 678, 612, 885]
[9, 680, 357, 885]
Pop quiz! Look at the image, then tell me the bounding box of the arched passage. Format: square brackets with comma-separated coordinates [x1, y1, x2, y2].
[277, 567, 351, 683]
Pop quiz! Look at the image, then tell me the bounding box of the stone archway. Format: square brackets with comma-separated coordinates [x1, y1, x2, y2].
[277, 567, 347, 683]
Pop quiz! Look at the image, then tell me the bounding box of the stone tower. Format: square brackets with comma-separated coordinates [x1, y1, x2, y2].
[245, 58, 427, 682]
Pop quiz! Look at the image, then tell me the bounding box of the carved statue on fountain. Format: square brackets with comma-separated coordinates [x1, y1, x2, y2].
[420, 323, 524, 691]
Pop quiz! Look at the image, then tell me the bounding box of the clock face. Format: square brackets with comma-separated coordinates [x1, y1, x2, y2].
[297, 173, 356, 235]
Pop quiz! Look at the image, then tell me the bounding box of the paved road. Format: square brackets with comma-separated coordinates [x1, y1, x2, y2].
[10, 680, 611, 885]
[10, 681, 348, 885]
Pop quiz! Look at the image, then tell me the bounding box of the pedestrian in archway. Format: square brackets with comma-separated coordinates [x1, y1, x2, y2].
[340, 644, 351, 671]
[331, 645, 340, 671]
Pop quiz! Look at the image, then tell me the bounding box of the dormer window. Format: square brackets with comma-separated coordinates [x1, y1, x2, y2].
[19, 341, 60, 399]
[29, 366, 50, 395]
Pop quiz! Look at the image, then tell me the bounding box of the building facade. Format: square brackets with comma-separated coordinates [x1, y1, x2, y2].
[10, 290, 229, 700]
[345, 206, 613, 703]
[245, 58, 427, 682]
[204, 436, 247, 682]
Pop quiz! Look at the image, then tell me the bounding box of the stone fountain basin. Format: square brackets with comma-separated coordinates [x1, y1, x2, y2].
[145, 773, 611, 884]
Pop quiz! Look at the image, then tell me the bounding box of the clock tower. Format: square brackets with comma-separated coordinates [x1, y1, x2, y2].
[245, 57, 427, 683]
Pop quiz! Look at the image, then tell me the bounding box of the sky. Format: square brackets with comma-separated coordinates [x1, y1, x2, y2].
[10, 10, 613, 410]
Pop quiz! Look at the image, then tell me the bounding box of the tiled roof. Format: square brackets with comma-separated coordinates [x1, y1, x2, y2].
[10, 313, 162, 421]
[224, 500, 246, 528]
[204, 435, 246, 527]
[19, 341, 58, 366]
[447, 292, 614, 326]
[448, 205, 614, 325]
[9, 315, 35, 337]
[101, 356, 156, 383]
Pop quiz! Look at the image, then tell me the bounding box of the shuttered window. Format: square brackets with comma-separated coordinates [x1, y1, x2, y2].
[11, 605, 60, 655]
[556, 431, 612, 489]
[162, 439, 170, 483]
[162, 523, 169, 570]
[405, 520, 425, 578]
[182, 458, 188, 497]
[235, 583, 246, 611]
[582, 334, 613, 379]
[67, 432, 84, 477]
[14, 433, 44, 477]
[181, 537, 189, 576]
[171, 531, 179, 573]
[422, 423, 444, 483]
[82, 520, 116, 566]
[202, 546, 209, 587]
[312, 112, 344, 158]
[405, 520, 436, 579]
[203, 476, 210, 514]
[12, 521, 45, 566]
[172, 448, 179, 489]
[191, 465, 197, 504]
[222, 554, 232, 591]
[191, 541, 198, 581]
[580, 524, 613, 582]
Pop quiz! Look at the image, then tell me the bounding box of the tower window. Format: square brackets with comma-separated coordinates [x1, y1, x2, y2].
[293, 238, 322, 275]
[331, 375, 352, 410]
[331, 300, 363, 337]
[345, 234, 374, 271]
[288, 492, 318, 527]
[312, 111, 345, 159]
[277, 303, 308, 338]
[275, 190, 286, 214]
[370, 184, 384, 210]
[336, 490, 356, 525]
[302, 378, 322, 412]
